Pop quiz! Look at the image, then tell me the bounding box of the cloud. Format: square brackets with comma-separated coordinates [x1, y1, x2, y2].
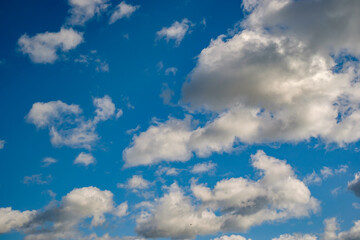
[0, 139, 5, 149]
[164, 67, 178, 76]
[109, 1, 140, 24]
[23, 174, 52, 185]
[159, 83, 175, 105]
[74, 51, 110, 72]
[42, 157, 58, 167]
[117, 175, 151, 191]
[155, 166, 179, 176]
[26, 95, 116, 149]
[156, 19, 192, 46]
[190, 161, 216, 174]
[18, 28, 83, 63]
[303, 165, 348, 185]
[67, 0, 109, 26]
[323, 218, 338, 240]
[135, 151, 319, 239]
[213, 235, 249, 240]
[348, 172, 360, 197]
[272, 234, 317, 240]
[322, 217, 360, 240]
[74, 152, 95, 166]
[0, 187, 127, 239]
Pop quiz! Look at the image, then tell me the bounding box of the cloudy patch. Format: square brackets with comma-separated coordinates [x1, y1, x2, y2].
[109, 1, 140, 24]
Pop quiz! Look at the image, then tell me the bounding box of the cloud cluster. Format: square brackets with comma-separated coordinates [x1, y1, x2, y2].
[26, 95, 117, 149]
[125, 0, 360, 167]
[0, 187, 127, 239]
[18, 28, 83, 63]
[303, 165, 348, 185]
[156, 19, 192, 46]
[135, 151, 319, 239]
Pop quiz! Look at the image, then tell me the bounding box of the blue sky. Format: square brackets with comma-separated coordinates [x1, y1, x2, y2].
[1, 0, 360, 239]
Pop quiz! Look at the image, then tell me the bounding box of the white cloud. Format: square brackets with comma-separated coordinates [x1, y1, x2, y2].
[272, 234, 317, 240]
[18, 28, 83, 63]
[190, 161, 216, 174]
[24, 174, 52, 185]
[0, 187, 126, 239]
[42, 157, 57, 167]
[303, 171, 322, 185]
[117, 175, 150, 190]
[303, 165, 348, 185]
[27, 96, 116, 149]
[0, 207, 36, 234]
[156, 19, 192, 46]
[348, 172, 360, 197]
[67, 0, 109, 26]
[0, 139, 5, 149]
[155, 166, 179, 176]
[115, 202, 128, 217]
[320, 167, 334, 179]
[135, 151, 319, 239]
[164, 67, 178, 76]
[159, 83, 174, 105]
[74, 152, 95, 166]
[213, 235, 249, 240]
[109, 1, 140, 24]
[323, 218, 338, 240]
[74, 51, 110, 72]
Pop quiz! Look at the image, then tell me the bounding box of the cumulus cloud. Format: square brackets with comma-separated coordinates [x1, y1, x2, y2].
[74, 152, 95, 166]
[190, 161, 216, 174]
[156, 19, 192, 46]
[26, 95, 116, 149]
[67, 0, 109, 25]
[18, 28, 83, 63]
[117, 175, 151, 191]
[109, 1, 140, 24]
[0, 139, 5, 149]
[303, 165, 348, 185]
[0, 187, 127, 239]
[135, 151, 319, 239]
[348, 172, 360, 197]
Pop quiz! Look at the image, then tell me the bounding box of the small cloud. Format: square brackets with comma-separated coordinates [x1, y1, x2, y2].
[109, 1, 140, 24]
[24, 174, 52, 185]
[75, 51, 109, 72]
[74, 152, 95, 166]
[42, 157, 57, 167]
[320, 166, 334, 179]
[303, 171, 322, 185]
[117, 175, 151, 191]
[352, 202, 360, 209]
[160, 83, 175, 105]
[116, 109, 123, 119]
[348, 172, 360, 197]
[67, 0, 109, 26]
[156, 166, 179, 176]
[0, 139, 5, 149]
[331, 186, 342, 196]
[115, 201, 128, 217]
[156, 18, 193, 46]
[126, 125, 141, 135]
[165, 67, 178, 76]
[191, 161, 216, 174]
[157, 61, 164, 71]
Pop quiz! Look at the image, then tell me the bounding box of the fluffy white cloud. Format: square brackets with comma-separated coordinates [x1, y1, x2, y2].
[322, 217, 360, 240]
[0, 139, 5, 149]
[0, 207, 36, 234]
[156, 19, 192, 46]
[135, 151, 319, 239]
[117, 175, 151, 190]
[323, 218, 338, 240]
[348, 172, 360, 197]
[338, 220, 360, 240]
[109, 1, 140, 24]
[272, 234, 317, 240]
[26, 95, 116, 149]
[74, 152, 95, 166]
[0, 187, 127, 239]
[303, 165, 348, 185]
[190, 161, 216, 174]
[67, 0, 109, 25]
[18, 28, 83, 63]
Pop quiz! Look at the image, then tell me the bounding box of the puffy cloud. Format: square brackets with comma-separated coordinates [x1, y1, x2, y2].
[123, 117, 193, 167]
[0, 207, 36, 234]
[26, 95, 116, 149]
[272, 234, 317, 240]
[136, 151, 319, 239]
[156, 19, 192, 46]
[115, 202, 129, 217]
[42, 157, 57, 167]
[67, 0, 109, 26]
[348, 172, 360, 197]
[338, 220, 360, 240]
[0, 139, 5, 149]
[190, 161, 216, 174]
[109, 1, 140, 24]
[213, 235, 249, 240]
[74, 152, 95, 166]
[323, 218, 338, 240]
[303, 165, 348, 185]
[0, 187, 126, 239]
[18, 28, 83, 63]
[117, 175, 151, 190]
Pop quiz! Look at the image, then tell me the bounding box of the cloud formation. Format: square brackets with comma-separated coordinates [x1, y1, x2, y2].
[348, 172, 360, 197]
[18, 28, 83, 63]
[135, 151, 319, 239]
[74, 152, 95, 166]
[67, 0, 109, 26]
[109, 1, 140, 24]
[157, 19, 192, 46]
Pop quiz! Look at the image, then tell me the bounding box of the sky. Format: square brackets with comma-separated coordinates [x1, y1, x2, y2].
[0, 0, 360, 239]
